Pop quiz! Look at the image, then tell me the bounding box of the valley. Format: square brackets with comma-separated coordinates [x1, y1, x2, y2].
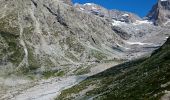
[0, 0, 170, 100]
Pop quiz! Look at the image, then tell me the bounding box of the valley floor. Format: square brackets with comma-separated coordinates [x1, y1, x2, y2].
[0, 62, 120, 100]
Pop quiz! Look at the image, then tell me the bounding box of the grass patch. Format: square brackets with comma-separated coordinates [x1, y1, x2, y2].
[90, 50, 107, 61]
[57, 38, 170, 100]
[74, 66, 91, 75]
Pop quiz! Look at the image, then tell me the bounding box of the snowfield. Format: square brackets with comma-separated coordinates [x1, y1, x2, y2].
[126, 41, 154, 45]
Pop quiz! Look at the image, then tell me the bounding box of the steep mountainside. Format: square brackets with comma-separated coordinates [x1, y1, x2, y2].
[0, 0, 126, 77]
[0, 0, 168, 78]
[147, 0, 170, 26]
[57, 37, 170, 100]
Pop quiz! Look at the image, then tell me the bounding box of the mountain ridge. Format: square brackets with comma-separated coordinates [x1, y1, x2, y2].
[0, 0, 170, 99]
[147, 0, 170, 26]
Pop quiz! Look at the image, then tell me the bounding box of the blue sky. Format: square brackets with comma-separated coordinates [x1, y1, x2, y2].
[72, 0, 157, 17]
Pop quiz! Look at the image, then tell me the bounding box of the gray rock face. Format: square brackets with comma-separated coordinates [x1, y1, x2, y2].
[147, 0, 170, 26]
[111, 26, 131, 40]
[74, 3, 141, 23]
[0, 0, 124, 76]
[0, 0, 169, 77]
[109, 10, 142, 23]
[62, 0, 72, 5]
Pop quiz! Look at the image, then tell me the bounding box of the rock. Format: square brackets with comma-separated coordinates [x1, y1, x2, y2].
[74, 3, 142, 23]
[147, 0, 170, 26]
[0, 0, 169, 76]
[0, 0, 123, 76]
[62, 0, 72, 5]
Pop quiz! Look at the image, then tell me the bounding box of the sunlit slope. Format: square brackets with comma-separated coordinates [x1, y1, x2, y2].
[57, 37, 170, 100]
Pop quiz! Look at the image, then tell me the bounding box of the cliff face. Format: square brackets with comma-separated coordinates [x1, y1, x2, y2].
[147, 0, 170, 26]
[62, 0, 72, 5]
[0, 0, 124, 76]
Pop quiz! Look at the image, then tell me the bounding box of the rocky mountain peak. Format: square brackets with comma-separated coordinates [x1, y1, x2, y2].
[74, 3, 141, 23]
[62, 0, 72, 5]
[74, 3, 109, 17]
[147, 0, 170, 26]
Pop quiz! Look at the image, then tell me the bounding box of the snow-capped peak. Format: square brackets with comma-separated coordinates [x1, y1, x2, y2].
[83, 3, 93, 6]
[122, 14, 129, 17]
[161, 0, 167, 2]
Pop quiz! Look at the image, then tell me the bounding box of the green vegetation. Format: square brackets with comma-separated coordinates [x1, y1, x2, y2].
[23, 26, 34, 43]
[27, 46, 40, 70]
[65, 36, 85, 53]
[0, 31, 24, 66]
[73, 65, 92, 75]
[58, 79, 97, 100]
[57, 38, 170, 100]
[90, 50, 107, 61]
[102, 58, 125, 63]
[65, 51, 79, 62]
[0, 13, 19, 35]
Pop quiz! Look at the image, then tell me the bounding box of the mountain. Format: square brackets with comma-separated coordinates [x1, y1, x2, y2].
[74, 3, 142, 23]
[57, 37, 170, 100]
[0, 0, 168, 78]
[147, 0, 170, 26]
[0, 0, 170, 99]
[74, 3, 169, 46]
[62, 0, 72, 5]
[0, 0, 126, 77]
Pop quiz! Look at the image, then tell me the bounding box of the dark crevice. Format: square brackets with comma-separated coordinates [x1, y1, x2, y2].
[91, 36, 96, 44]
[43, 4, 68, 27]
[31, 0, 37, 7]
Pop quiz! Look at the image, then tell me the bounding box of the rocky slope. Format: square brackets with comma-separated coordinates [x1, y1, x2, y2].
[56, 1, 170, 99]
[57, 37, 170, 100]
[74, 3, 141, 23]
[0, 0, 168, 78]
[147, 0, 170, 26]
[0, 0, 170, 99]
[0, 0, 127, 77]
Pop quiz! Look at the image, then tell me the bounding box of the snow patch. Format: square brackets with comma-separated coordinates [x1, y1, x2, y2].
[80, 7, 84, 11]
[84, 3, 93, 6]
[122, 14, 129, 17]
[126, 41, 154, 45]
[112, 20, 126, 26]
[161, 0, 167, 2]
[92, 6, 97, 10]
[133, 20, 153, 25]
[116, 43, 130, 50]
